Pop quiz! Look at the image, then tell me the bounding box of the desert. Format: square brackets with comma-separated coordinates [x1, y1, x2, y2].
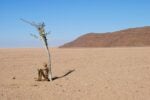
[0, 47, 150, 100]
[1, 0, 150, 100]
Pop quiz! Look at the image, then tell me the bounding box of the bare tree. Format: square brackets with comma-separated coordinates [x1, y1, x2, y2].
[21, 19, 53, 81]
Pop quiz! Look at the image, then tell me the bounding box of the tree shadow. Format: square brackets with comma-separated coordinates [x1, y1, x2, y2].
[52, 69, 75, 81]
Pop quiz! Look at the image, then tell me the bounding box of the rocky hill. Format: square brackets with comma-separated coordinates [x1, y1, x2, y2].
[60, 26, 150, 48]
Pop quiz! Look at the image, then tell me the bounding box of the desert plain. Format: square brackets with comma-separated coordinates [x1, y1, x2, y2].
[0, 47, 150, 100]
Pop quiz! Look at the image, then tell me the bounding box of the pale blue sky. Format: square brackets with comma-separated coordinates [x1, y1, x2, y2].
[0, 0, 150, 47]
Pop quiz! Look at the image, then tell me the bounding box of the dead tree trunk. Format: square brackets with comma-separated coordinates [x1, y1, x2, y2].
[41, 38, 52, 81]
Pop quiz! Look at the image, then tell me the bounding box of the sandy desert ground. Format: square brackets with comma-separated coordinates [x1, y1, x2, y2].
[0, 47, 150, 100]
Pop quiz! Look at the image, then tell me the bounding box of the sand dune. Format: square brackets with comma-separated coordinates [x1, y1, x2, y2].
[0, 47, 150, 100]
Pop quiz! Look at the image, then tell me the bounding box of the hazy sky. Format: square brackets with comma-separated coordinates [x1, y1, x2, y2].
[0, 0, 150, 48]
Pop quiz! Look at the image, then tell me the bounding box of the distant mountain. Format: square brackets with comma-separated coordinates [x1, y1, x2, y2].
[60, 26, 150, 48]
